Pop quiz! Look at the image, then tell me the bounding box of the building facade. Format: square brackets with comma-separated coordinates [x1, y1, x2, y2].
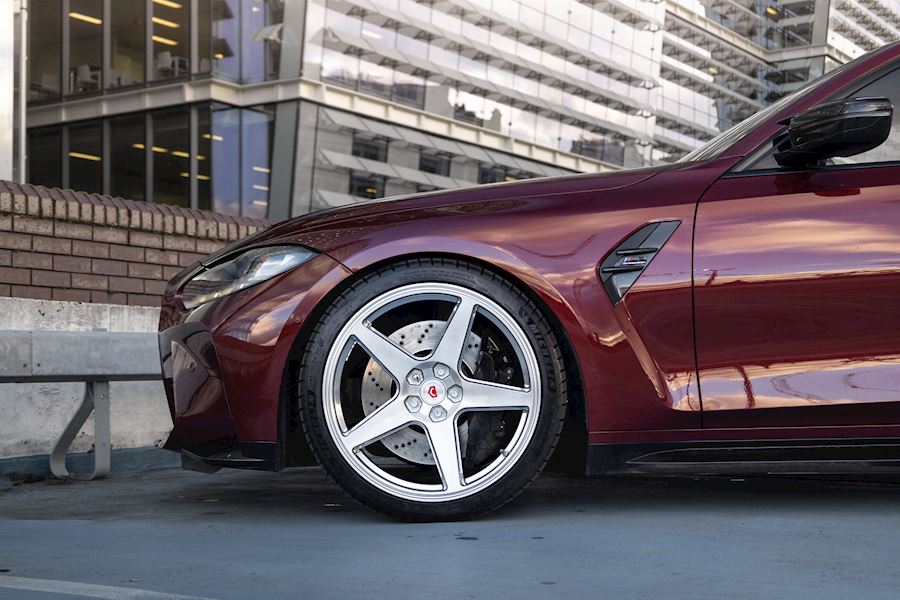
[1, 1, 28, 183]
[25, 0, 900, 221]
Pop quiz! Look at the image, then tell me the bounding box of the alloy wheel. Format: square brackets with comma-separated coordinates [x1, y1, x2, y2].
[321, 282, 542, 502]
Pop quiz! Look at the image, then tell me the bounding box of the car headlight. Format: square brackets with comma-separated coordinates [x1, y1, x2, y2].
[181, 245, 317, 309]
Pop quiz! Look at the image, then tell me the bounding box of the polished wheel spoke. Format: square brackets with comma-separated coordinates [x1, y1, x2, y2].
[351, 322, 417, 380]
[432, 296, 477, 367]
[426, 421, 465, 493]
[463, 380, 535, 412]
[342, 398, 412, 451]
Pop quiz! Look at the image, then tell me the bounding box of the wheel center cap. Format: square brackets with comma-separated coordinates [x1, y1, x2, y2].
[420, 379, 446, 405]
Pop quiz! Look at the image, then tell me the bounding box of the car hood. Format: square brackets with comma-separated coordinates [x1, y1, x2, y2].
[208, 162, 691, 263]
[202, 156, 748, 274]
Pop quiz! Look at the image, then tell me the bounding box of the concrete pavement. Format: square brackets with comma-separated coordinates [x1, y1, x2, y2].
[1, 466, 900, 599]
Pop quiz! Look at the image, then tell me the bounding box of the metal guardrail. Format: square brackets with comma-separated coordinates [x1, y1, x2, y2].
[0, 331, 162, 480]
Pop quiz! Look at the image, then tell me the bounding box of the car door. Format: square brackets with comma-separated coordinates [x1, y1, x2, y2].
[694, 67, 900, 430]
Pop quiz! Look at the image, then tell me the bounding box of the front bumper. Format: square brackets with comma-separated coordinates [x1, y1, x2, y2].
[158, 252, 352, 470]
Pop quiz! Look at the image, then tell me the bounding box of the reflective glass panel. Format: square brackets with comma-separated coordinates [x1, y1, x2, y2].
[68, 121, 102, 192]
[200, 106, 240, 214]
[349, 173, 385, 199]
[419, 150, 450, 176]
[110, 114, 146, 201]
[67, 0, 103, 95]
[392, 70, 426, 109]
[211, 0, 239, 79]
[152, 107, 190, 206]
[242, 0, 284, 82]
[28, 126, 62, 188]
[240, 106, 273, 218]
[110, 0, 145, 88]
[29, 0, 61, 101]
[197, 107, 212, 210]
[152, 0, 190, 81]
[352, 134, 388, 161]
[198, 0, 212, 74]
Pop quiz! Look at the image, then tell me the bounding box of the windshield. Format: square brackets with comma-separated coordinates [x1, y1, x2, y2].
[679, 58, 859, 162]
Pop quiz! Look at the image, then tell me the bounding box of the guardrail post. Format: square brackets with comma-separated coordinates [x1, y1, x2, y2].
[49, 380, 112, 480]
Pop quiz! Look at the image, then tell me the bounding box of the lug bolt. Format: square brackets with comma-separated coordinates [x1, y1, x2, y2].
[405, 395, 422, 412]
[433, 363, 450, 379]
[448, 385, 463, 402]
[429, 406, 447, 422]
[407, 369, 424, 385]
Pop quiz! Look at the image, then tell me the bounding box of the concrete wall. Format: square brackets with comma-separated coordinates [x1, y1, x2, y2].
[0, 297, 169, 460]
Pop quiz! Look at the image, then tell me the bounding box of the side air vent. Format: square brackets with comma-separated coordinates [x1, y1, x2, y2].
[598, 220, 681, 304]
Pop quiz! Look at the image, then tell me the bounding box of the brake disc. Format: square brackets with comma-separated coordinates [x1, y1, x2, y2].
[361, 320, 480, 465]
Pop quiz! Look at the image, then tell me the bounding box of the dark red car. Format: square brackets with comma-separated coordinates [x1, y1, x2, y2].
[160, 42, 900, 520]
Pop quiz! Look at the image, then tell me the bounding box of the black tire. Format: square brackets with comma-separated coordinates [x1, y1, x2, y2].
[298, 258, 568, 521]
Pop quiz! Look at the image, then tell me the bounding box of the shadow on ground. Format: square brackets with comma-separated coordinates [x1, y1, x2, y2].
[3, 467, 900, 600]
[3, 466, 900, 523]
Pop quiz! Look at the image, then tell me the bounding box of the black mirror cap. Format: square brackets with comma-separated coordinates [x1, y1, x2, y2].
[774, 97, 893, 168]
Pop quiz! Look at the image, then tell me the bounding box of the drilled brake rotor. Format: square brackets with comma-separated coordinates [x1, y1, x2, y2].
[361, 320, 481, 465]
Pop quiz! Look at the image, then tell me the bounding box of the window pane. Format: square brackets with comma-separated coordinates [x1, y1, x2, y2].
[197, 107, 212, 210]
[261, 0, 284, 81]
[152, 0, 190, 81]
[212, 0, 240, 80]
[28, 127, 62, 188]
[349, 173, 385, 199]
[110, 0, 145, 88]
[478, 165, 506, 183]
[213, 0, 285, 82]
[321, 48, 358, 88]
[750, 69, 900, 170]
[420, 150, 450, 176]
[393, 70, 426, 109]
[29, 0, 61, 101]
[68, 122, 102, 192]
[830, 70, 900, 165]
[241, 107, 273, 218]
[199, 104, 274, 217]
[67, 0, 103, 95]
[110, 114, 146, 201]
[352, 134, 388, 161]
[153, 108, 190, 206]
[358, 59, 393, 100]
[197, 0, 212, 74]
[241, 0, 265, 82]
[208, 107, 241, 214]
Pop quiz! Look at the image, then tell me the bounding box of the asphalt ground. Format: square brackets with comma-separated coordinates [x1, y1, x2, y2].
[2, 466, 900, 599]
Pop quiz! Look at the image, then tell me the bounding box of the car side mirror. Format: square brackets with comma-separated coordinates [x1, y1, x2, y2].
[773, 97, 893, 168]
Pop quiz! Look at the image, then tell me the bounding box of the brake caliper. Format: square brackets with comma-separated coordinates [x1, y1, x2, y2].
[464, 336, 514, 469]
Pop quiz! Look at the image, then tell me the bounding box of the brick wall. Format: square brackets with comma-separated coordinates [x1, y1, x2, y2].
[0, 182, 270, 306]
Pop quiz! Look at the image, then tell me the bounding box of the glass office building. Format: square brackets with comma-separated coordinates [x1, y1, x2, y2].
[26, 0, 899, 220]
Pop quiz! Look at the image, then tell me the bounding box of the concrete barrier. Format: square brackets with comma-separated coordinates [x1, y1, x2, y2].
[0, 298, 172, 477]
[0, 331, 159, 382]
[1, 331, 162, 479]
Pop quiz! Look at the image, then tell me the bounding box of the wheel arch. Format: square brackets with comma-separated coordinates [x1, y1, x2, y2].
[280, 250, 588, 473]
